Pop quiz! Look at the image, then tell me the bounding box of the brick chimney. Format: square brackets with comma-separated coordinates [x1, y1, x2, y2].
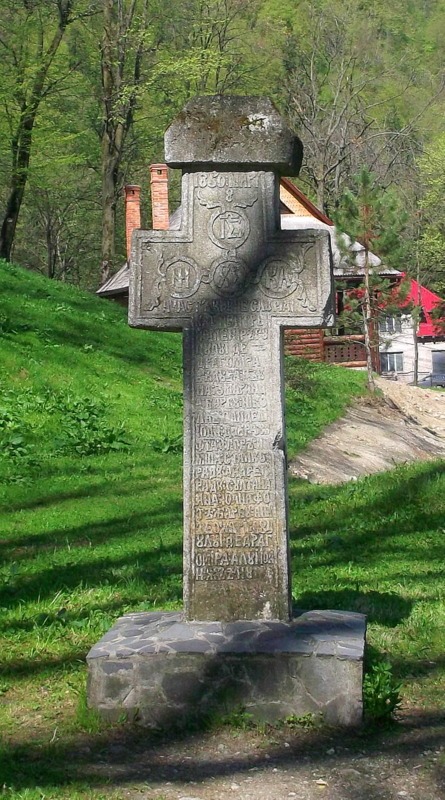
[124, 185, 141, 262]
[150, 164, 169, 230]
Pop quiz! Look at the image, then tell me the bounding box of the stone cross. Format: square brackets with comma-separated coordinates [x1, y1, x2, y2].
[129, 96, 334, 623]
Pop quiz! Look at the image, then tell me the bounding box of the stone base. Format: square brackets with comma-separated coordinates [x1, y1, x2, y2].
[87, 610, 366, 728]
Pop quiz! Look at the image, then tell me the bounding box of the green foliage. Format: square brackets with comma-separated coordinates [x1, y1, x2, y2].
[0, 401, 36, 480]
[217, 706, 256, 730]
[274, 0, 442, 215]
[0, 0, 444, 289]
[74, 686, 105, 734]
[58, 396, 129, 456]
[363, 652, 402, 723]
[416, 134, 445, 297]
[281, 712, 319, 729]
[284, 356, 366, 457]
[335, 167, 407, 265]
[0, 385, 130, 486]
[430, 299, 445, 333]
[0, 407, 29, 456]
[334, 167, 409, 388]
[152, 429, 183, 454]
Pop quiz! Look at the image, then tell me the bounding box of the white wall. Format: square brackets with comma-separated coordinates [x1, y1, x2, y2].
[379, 315, 445, 383]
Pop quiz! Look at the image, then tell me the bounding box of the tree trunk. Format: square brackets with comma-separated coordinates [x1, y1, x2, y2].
[0, 118, 34, 261]
[413, 251, 422, 385]
[45, 216, 57, 279]
[101, 133, 118, 283]
[0, 2, 72, 262]
[99, 0, 148, 283]
[0, 185, 25, 262]
[362, 250, 376, 392]
[413, 314, 419, 386]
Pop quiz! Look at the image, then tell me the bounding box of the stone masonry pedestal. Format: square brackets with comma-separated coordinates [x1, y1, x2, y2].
[87, 610, 366, 728]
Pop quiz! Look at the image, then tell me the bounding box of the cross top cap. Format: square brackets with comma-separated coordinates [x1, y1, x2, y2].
[164, 95, 303, 176]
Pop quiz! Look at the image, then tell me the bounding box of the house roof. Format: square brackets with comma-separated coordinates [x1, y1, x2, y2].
[97, 263, 129, 296]
[280, 178, 333, 225]
[406, 278, 443, 338]
[97, 175, 400, 296]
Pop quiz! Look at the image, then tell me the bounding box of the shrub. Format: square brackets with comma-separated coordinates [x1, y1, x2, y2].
[363, 653, 401, 722]
[59, 396, 129, 456]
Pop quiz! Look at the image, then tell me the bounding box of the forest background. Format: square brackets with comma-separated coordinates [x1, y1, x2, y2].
[1, 0, 445, 296]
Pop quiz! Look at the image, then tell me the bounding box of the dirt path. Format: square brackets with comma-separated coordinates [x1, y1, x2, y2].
[78, 709, 445, 800]
[291, 380, 445, 484]
[374, 378, 445, 436]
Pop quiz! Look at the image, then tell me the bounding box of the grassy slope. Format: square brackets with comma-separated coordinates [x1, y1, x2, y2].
[0, 261, 444, 798]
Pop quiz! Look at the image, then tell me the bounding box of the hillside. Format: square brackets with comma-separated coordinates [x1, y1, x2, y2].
[0, 259, 366, 493]
[291, 382, 445, 484]
[2, 263, 445, 800]
[0, 259, 184, 479]
[0, 259, 365, 619]
[0, 261, 186, 629]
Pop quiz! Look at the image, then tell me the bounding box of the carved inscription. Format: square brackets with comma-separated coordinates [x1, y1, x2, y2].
[190, 309, 279, 585]
[196, 171, 259, 257]
[194, 171, 260, 190]
[211, 256, 252, 297]
[129, 99, 335, 622]
[259, 257, 298, 298]
[209, 211, 250, 249]
[163, 257, 200, 298]
[135, 171, 331, 343]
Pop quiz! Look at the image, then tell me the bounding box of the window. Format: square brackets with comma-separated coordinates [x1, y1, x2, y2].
[379, 316, 402, 334]
[380, 352, 404, 373]
[432, 351, 445, 374]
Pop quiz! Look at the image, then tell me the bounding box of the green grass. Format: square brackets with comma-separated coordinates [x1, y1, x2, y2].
[0, 260, 444, 797]
[284, 353, 366, 454]
[289, 463, 445, 707]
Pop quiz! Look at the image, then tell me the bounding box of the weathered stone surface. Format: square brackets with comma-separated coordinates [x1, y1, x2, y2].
[129, 97, 334, 622]
[87, 96, 365, 729]
[164, 96, 303, 174]
[87, 610, 366, 727]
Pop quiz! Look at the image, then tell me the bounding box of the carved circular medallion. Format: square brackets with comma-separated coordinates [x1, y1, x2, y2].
[211, 256, 251, 297]
[258, 257, 297, 298]
[209, 210, 249, 250]
[163, 257, 200, 298]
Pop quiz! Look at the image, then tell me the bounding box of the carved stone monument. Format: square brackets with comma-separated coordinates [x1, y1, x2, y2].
[87, 97, 366, 727]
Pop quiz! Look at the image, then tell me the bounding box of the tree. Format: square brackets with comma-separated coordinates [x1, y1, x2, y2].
[153, 0, 264, 100]
[277, 0, 442, 217]
[0, 0, 92, 262]
[97, 0, 267, 280]
[430, 300, 445, 335]
[415, 135, 445, 298]
[99, 0, 156, 283]
[334, 167, 407, 390]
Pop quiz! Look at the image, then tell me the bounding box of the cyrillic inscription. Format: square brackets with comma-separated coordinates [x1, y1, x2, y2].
[130, 99, 333, 622]
[190, 305, 280, 587]
[194, 171, 260, 190]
